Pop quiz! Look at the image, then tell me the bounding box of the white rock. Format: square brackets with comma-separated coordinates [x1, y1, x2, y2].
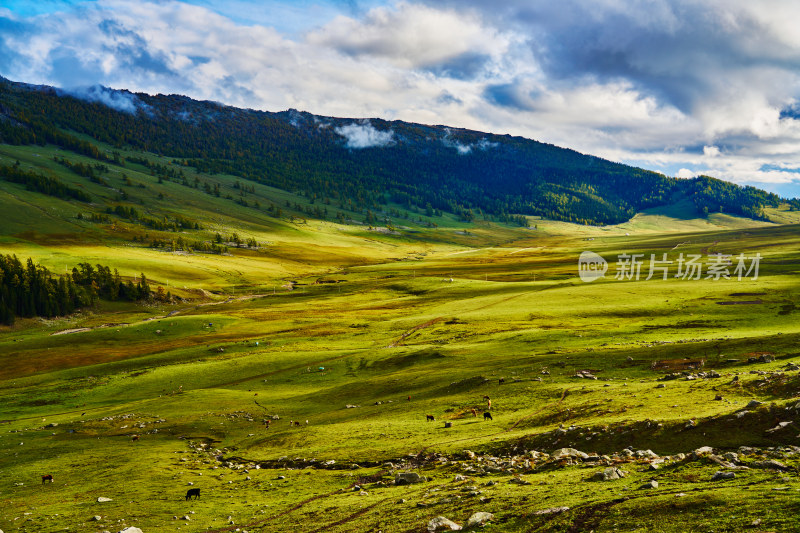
[119, 528, 143, 533]
[465, 512, 494, 528]
[97, 497, 113, 502]
[427, 516, 462, 531]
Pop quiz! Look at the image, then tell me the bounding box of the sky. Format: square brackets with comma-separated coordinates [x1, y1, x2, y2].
[2, 0, 800, 198]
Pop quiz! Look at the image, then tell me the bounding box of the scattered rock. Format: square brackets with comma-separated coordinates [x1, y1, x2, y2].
[97, 497, 113, 502]
[119, 528, 143, 533]
[711, 471, 736, 481]
[534, 506, 570, 515]
[639, 480, 658, 489]
[745, 400, 763, 409]
[765, 421, 792, 433]
[427, 516, 462, 531]
[465, 512, 494, 528]
[509, 476, 530, 485]
[453, 474, 466, 482]
[91, 516, 102, 521]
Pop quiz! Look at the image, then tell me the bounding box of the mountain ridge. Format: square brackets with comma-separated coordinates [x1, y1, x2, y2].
[0, 76, 793, 226]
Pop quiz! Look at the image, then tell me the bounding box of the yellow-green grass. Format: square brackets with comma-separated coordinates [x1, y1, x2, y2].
[2, 144, 800, 531]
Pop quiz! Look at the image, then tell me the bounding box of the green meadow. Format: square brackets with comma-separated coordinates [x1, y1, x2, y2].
[1, 141, 799, 532]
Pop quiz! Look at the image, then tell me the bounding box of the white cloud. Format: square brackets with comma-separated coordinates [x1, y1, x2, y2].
[676, 168, 695, 179]
[335, 121, 395, 148]
[307, 2, 512, 72]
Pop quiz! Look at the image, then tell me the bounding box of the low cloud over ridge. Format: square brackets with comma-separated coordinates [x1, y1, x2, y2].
[335, 121, 395, 149]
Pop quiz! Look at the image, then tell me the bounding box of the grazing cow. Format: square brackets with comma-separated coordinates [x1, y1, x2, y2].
[470, 408, 478, 417]
[41, 474, 54, 484]
[483, 395, 490, 400]
[483, 412, 493, 421]
[498, 378, 505, 385]
[132, 435, 140, 442]
[487, 399, 492, 410]
[185, 488, 201, 500]
[426, 414, 435, 422]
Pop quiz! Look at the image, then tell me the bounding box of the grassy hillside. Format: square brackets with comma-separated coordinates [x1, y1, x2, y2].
[1, 80, 799, 532]
[2, 76, 794, 227]
[1, 204, 799, 531]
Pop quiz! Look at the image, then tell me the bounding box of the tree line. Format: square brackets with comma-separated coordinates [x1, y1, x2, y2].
[0, 255, 153, 326]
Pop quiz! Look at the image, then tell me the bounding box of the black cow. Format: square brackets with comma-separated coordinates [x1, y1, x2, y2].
[426, 414, 435, 422]
[185, 488, 200, 500]
[483, 412, 493, 421]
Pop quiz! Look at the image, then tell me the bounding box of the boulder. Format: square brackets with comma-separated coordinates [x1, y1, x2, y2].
[635, 449, 659, 459]
[119, 528, 143, 533]
[465, 512, 494, 528]
[711, 471, 736, 481]
[395, 472, 425, 485]
[639, 480, 658, 489]
[551, 448, 589, 460]
[593, 467, 625, 481]
[753, 460, 790, 471]
[92, 516, 102, 521]
[427, 516, 462, 531]
[745, 400, 763, 409]
[692, 446, 714, 458]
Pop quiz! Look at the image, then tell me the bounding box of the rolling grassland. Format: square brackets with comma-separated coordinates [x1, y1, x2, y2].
[1, 143, 799, 532]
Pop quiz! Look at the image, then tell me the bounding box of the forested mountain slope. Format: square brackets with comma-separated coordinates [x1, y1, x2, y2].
[0, 76, 789, 226]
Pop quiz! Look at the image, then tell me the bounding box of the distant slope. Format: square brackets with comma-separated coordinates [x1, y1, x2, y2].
[0, 76, 792, 226]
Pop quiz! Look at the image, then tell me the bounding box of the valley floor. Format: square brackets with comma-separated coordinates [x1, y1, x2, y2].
[1, 217, 800, 532]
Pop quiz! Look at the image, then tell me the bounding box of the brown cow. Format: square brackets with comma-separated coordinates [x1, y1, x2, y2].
[42, 474, 53, 484]
[132, 435, 140, 442]
[470, 408, 478, 417]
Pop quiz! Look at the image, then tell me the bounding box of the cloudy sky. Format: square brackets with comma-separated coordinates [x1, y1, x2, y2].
[2, 0, 800, 198]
